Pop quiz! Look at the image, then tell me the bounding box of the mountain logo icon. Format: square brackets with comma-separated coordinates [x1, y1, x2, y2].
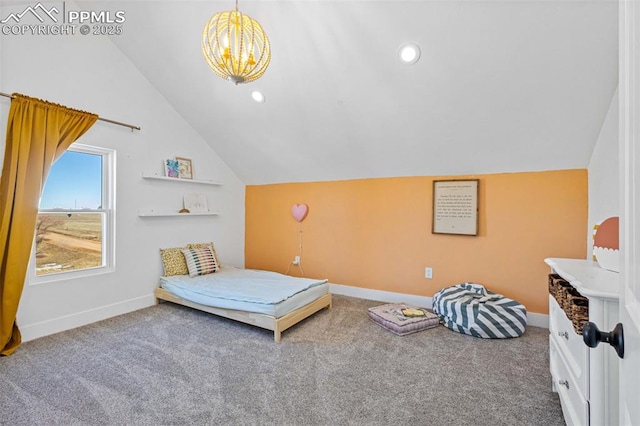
[1, 2, 60, 24]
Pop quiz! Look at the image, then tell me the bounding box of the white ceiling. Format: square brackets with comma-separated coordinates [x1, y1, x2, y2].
[84, 0, 618, 185]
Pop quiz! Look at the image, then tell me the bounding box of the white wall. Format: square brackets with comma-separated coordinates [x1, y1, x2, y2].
[587, 87, 619, 257]
[0, 10, 246, 341]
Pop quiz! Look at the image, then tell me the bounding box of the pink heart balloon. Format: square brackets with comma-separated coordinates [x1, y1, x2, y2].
[291, 204, 309, 222]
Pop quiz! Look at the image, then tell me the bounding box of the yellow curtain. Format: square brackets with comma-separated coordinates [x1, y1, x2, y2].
[0, 94, 98, 356]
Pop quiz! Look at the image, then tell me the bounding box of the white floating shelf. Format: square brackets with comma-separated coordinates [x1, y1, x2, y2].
[138, 209, 220, 217]
[141, 172, 221, 186]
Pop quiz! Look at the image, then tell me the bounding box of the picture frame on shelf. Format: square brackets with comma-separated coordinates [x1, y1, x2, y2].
[176, 157, 193, 179]
[183, 194, 208, 212]
[164, 159, 179, 178]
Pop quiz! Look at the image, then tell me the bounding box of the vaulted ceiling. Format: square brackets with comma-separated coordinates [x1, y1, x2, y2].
[86, 0, 618, 185]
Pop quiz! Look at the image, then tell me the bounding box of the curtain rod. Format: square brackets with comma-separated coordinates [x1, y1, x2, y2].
[0, 92, 141, 131]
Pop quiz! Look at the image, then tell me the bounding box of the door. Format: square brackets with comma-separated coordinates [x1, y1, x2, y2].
[619, 1, 640, 424]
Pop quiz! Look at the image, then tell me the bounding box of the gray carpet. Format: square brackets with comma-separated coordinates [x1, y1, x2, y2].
[0, 295, 564, 425]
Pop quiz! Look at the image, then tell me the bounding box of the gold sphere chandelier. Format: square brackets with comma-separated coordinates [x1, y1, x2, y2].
[202, 0, 271, 85]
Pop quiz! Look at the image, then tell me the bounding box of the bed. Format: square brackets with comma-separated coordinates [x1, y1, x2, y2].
[155, 264, 332, 342]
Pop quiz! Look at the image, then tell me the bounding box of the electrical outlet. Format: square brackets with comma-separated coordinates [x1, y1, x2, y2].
[425, 267, 433, 279]
[293, 256, 300, 265]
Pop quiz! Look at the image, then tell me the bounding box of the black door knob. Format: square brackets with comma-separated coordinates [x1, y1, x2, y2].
[583, 322, 624, 359]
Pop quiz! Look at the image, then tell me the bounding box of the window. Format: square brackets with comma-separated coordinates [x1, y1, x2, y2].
[30, 144, 115, 282]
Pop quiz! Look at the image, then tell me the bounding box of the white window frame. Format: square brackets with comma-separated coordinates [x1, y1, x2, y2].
[29, 143, 116, 284]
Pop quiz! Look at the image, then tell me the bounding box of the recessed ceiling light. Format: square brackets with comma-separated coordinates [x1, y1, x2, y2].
[398, 42, 421, 65]
[251, 91, 265, 103]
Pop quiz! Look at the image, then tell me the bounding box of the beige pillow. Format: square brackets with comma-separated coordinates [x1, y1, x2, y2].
[188, 242, 221, 268]
[160, 246, 189, 276]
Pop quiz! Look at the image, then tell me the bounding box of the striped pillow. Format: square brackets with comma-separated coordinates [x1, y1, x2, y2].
[181, 247, 219, 277]
[188, 242, 221, 268]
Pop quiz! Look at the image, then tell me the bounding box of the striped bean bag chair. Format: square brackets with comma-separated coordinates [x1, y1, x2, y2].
[432, 283, 527, 338]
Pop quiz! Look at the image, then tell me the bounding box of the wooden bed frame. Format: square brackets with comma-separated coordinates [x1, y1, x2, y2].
[155, 287, 332, 342]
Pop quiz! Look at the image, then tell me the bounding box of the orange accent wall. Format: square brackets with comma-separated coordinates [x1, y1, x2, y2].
[245, 170, 587, 314]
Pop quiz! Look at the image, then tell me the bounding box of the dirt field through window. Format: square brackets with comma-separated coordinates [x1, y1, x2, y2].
[35, 213, 103, 275]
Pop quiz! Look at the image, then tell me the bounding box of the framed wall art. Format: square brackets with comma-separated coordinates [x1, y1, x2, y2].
[164, 159, 179, 178]
[432, 179, 479, 236]
[183, 194, 208, 212]
[176, 157, 193, 179]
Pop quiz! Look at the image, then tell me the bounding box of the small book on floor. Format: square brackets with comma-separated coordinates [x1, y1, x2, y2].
[401, 308, 426, 317]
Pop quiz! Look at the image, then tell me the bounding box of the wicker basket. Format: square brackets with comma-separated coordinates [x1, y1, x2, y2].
[547, 274, 589, 335]
[554, 279, 575, 311]
[548, 274, 566, 299]
[568, 296, 589, 335]
[561, 286, 582, 312]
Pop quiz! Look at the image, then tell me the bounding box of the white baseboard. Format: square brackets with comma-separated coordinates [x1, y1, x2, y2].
[330, 283, 434, 309]
[20, 294, 156, 342]
[329, 283, 549, 329]
[526, 312, 548, 328]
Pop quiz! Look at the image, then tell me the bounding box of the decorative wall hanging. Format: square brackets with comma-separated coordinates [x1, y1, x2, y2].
[593, 216, 619, 272]
[432, 179, 479, 236]
[291, 203, 309, 222]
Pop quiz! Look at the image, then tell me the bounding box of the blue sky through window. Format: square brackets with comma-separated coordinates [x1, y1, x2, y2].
[39, 151, 102, 209]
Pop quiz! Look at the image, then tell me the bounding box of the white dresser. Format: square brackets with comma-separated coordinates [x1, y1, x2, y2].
[545, 258, 619, 426]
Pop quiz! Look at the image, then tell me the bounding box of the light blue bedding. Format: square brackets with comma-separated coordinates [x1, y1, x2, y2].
[160, 267, 328, 305]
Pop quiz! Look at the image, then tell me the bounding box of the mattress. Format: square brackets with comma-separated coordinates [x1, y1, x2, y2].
[160, 267, 329, 318]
